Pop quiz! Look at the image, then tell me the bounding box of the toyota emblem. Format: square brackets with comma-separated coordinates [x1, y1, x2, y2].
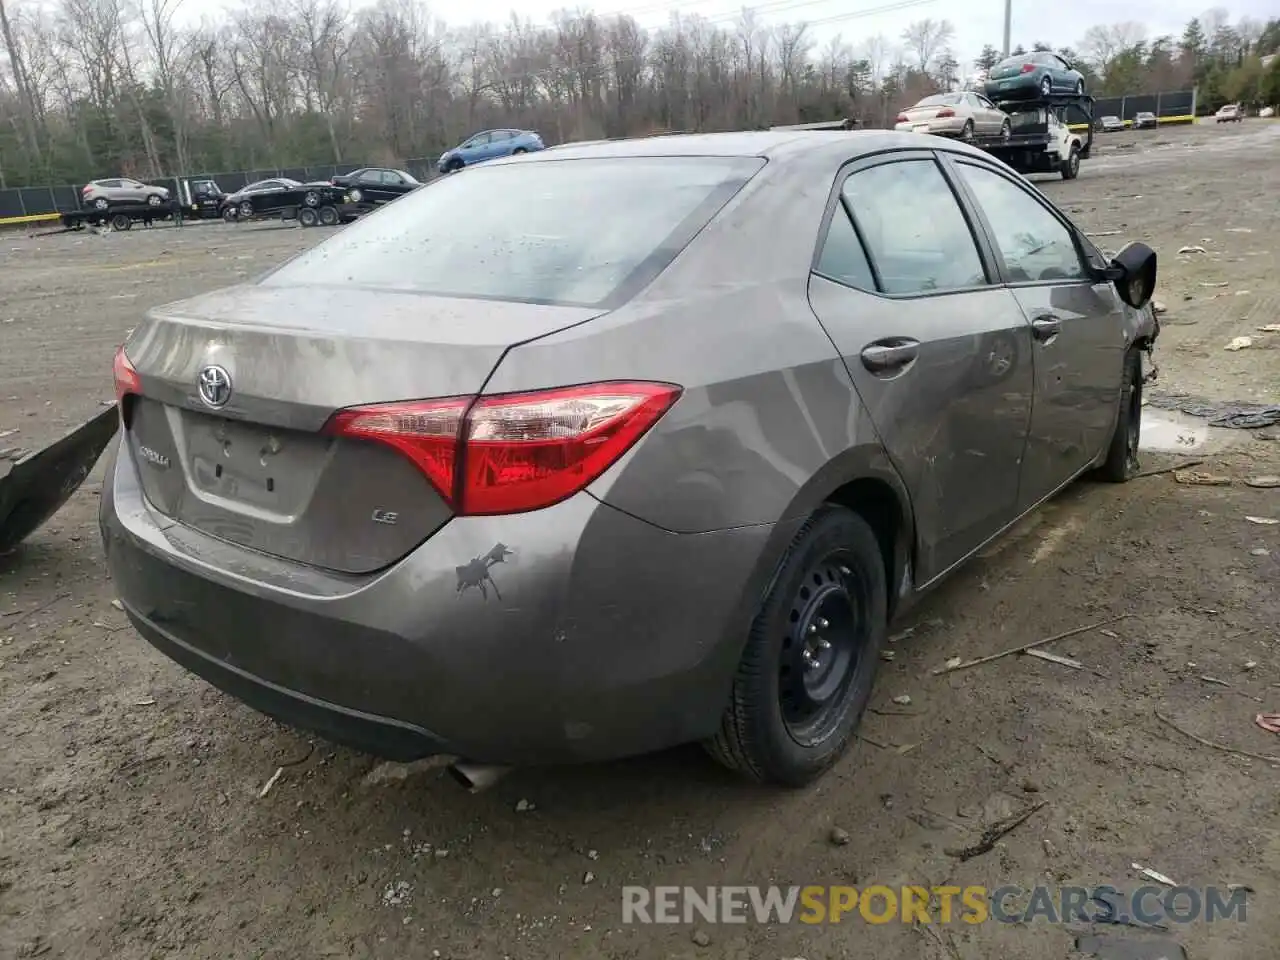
[197, 364, 232, 408]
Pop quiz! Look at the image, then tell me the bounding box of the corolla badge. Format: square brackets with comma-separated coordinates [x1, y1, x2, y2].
[197, 364, 232, 408]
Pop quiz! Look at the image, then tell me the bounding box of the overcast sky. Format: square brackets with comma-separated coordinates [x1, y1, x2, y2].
[185, 0, 1270, 68]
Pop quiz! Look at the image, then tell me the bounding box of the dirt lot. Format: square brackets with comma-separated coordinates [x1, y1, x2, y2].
[2, 121, 1279, 960]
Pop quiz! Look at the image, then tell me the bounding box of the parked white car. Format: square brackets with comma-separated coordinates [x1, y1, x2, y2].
[1215, 103, 1243, 123]
[1099, 115, 1125, 132]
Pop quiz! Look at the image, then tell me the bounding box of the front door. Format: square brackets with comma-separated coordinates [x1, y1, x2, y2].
[945, 156, 1127, 510]
[806, 151, 1035, 584]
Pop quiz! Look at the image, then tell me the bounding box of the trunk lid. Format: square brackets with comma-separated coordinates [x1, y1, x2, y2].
[121, 284, 605, 574]
[903, 107, 944, 121]
[989, 63, 1027, 80]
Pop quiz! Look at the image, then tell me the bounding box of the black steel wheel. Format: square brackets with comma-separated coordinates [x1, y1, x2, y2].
[705, 505, 888, 786]
[318, 204, 340, 226]
[297, 205, 319, 227]
[1096, 349, 1143, 482]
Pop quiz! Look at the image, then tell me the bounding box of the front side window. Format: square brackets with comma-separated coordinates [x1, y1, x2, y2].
[955, 162, 1085, 283]
[840, 159, 988, 295]
[262, 156, 765, 308]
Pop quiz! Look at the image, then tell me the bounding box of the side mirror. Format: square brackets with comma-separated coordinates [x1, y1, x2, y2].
[1101, 241, 1157, 309]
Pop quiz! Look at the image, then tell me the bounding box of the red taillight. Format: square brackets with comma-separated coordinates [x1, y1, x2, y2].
[936, 108, 955, 118]
[325, 382, 682, 515]
[113, 345, 141, 404]
[1020, 63, 1036, 73]
[895, 113, 909, 123]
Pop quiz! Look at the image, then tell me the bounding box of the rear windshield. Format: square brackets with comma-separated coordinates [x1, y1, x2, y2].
[261, 156, 765, 308]
[917, 94, 961, 107]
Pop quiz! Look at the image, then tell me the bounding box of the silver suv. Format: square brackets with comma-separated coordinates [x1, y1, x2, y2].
[81, 178, 170, 210]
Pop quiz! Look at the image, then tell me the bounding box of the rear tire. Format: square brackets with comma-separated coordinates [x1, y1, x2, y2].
[222, 206, 237, 222]
[297, 206, 319, 227]
[318, 204, 339, 226]
[1040, 75, 1053, 97]
[110, 213, 132, 231]
[1061, 144, 1081, 180]
[705, 505, 887, 787]
[512, 147, 528, 154]
[1000, 119, 1011, 142]
[1096, 349, 1143, 482]
[146, 193, 164, 207]
[960, 120, 975, 142]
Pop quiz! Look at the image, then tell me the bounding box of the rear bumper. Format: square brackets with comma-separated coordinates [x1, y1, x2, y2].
[894, 118, 967, 136]
[100, 440, 781, 765]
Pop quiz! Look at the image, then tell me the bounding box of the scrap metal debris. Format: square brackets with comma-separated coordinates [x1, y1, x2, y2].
[1225, 336, 1253, 351]
[1244, 475, 1280, 488]
[1024, 649, 1083, 670]
[0, 406, 118, 553]
[1143, 391, 1280, 430]
[1245, 516, 1279, 525]
[1176, 245, 1207, 254]
[1132, 862, 1178, 886]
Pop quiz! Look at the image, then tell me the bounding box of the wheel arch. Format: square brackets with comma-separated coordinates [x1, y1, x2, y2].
[736, 444, 917, 637]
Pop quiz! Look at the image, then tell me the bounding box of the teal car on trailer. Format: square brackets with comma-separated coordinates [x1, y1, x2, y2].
[983, 51, 1086, 100]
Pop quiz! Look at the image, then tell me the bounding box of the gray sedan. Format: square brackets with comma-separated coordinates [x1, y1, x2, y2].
[102, 132, 1159, 788]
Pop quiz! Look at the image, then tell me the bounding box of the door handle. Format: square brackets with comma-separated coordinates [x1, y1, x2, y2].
[860, 339, 920, 373]
[1031, 315, 1062, 342]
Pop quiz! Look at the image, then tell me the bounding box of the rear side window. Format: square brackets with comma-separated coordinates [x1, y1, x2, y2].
[262, 156, 766, 308]
[814, 205, 875, 291]
[841, 159, 988, 295]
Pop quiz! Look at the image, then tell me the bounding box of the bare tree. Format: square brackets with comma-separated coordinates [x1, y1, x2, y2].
[901, 18, 955, 73]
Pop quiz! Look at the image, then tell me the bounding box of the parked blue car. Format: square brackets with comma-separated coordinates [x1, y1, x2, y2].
[436, 129, 546, 173]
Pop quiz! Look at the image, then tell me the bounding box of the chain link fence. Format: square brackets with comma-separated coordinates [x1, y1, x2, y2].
[0, 162, 374, 221]
[1089, 89, 1197, 126]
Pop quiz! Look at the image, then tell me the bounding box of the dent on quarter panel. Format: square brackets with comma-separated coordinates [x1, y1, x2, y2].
[482, 282, 868, 534]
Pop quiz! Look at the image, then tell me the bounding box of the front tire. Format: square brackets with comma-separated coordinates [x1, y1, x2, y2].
[705, 505, 887, 786]
[1097, 349, 1143, 482]
[1040, 75, 1053, 97]
[1074, 79, 1084, 95]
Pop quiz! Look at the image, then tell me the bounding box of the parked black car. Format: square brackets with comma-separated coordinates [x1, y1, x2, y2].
[220, 178, 348, 223]
[329, 168, 422, 206]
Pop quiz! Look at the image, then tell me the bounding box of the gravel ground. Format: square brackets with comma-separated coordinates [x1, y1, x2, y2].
[2, 121, 1279, 960]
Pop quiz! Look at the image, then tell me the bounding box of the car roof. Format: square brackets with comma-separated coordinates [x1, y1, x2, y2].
[495, 129, 933, 165]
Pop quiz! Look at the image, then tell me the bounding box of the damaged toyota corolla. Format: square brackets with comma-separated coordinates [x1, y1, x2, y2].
[101, 132, 1159, 788]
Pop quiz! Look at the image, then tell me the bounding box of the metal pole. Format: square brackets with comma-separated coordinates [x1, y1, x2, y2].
[1002, 0, 1012, 57]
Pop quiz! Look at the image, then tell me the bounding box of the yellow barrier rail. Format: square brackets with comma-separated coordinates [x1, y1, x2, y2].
[1067, 114, 1195, 132]
[0, 212, 61, 226]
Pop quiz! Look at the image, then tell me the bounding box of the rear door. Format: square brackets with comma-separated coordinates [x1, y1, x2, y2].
[806, 149, 1035, 584]
[971, 93, 1004, 133]
[944, 154, 1126, 510]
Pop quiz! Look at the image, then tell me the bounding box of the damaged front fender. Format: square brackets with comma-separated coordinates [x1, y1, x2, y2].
[0, 406, 119, 554]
